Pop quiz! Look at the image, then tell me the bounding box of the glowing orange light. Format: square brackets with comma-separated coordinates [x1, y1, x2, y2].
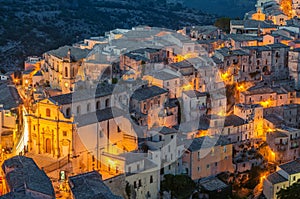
[260, 175, 266, 183]
[182, 83, 193, 91]
[174, 53, 197, 62]
[236, 83, 248, 92]
[221, 72, 231, 82]
[260, 100, 271, 108]
[217, 110, 227, 117]
[271, 151, 275, 157]
[280, 0, 293, 18]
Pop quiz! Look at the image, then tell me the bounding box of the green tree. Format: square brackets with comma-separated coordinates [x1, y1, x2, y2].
[161, 174, 196, 199]
[277, 181, 300, 199]
[214, 17, 231, 33]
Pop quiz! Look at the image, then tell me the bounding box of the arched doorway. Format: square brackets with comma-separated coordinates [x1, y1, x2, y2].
[45, 138, 51, 153]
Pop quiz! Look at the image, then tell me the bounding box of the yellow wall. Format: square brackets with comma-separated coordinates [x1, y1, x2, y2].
[28, 99, 73, 159]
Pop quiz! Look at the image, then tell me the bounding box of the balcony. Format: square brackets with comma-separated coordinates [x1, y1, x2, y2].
[276, 145, 287, 151]
[275, 142, 287, 146]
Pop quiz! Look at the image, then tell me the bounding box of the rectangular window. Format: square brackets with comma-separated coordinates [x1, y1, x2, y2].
[63, 131, 67, 137]
[46, 109, 51, 117]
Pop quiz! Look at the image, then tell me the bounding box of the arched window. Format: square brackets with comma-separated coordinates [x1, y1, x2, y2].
[96, 101, 101, 110]
[65, 67, 68, 78]
[66, 108, 71, 117]
[46, 108, 51, 117]
[87, 103, 91, 112]
[105, 98, 110, 108]
[77, 106, 81, 115]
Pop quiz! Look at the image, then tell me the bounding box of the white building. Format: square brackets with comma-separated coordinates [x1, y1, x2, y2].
[288, 48, 300, 90]
[263, 158, 300, 199]
[182, 90, 207, 122]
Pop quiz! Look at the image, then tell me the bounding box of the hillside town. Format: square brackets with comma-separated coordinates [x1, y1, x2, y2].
[2, 0, 300, 199]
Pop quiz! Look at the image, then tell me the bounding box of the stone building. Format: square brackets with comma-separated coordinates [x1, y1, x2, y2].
[1, 156, 55, 199]
[288, 48, 300, 90]
[43, 46, 90, 94]
[263, 158, 300, 199]
[182, 136, 234, 180]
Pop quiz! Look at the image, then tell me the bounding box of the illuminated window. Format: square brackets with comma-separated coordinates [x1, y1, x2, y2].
[46, 108, 51, 117]
[65, 67, 68, 78]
